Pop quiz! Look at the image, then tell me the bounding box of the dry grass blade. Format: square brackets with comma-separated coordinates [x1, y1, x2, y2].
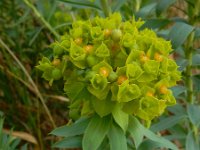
[3, 129, 38, 145]
[0, 38, 56, 128]
[43, 94, 70, 102]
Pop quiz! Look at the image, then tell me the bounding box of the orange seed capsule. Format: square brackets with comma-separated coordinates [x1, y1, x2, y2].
[140, 54, 149, 62]
[52, 59, 61, 66]
[99, 67, 110, 77]
[74, 38, 82, 45]
[154, 53, 163, 62]
[104, 29, 112, 37]
[146, 91, 154, 97]
[117, 75, 128, 85]
[84, 45, 93, 54]
[160, 85, 168, 94]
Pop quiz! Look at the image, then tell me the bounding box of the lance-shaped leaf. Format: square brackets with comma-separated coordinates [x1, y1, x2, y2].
[83, 115, 111, 150]
[112, 103, 129, 132]
[156, 0, 177, 15]
[92, 97, 115, 117]
[187, 104, 200, 126]
[128, 116, 144, 148]
[128, 116, 178, 150]
[53, 136, 82, 148]
[168, 22, 194, 49]
[107, 123, 128, 150]
[58, 0, 101, 10]
[50, 117, 90, 137]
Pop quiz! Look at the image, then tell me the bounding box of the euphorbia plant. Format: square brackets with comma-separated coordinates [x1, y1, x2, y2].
[37, 13, 180, 150]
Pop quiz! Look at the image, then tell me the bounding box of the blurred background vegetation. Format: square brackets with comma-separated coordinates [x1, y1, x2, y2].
[0, 0, 200, 149]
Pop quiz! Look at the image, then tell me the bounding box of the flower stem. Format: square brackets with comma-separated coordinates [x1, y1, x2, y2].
[100, 0, 111, 17]
[185, 31, 194, 104]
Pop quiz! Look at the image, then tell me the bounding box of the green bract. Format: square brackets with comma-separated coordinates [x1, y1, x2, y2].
[37, 13, 181, 124]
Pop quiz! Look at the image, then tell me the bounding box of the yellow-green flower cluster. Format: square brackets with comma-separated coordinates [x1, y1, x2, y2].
[37, 13, 181, 122]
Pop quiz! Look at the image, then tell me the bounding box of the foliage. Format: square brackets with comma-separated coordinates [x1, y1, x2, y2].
[36, 4, 181, 150]
[1, 0, 200, 149]
[37, 13, 181, 124]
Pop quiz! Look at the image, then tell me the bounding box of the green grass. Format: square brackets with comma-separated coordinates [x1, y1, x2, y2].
[0, 0, 200, 149]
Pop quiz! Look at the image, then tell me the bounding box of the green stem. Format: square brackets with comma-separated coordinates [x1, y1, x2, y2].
[100, 0, 111, 17]
[186, 1, 199, 145]
[135, 0, 141, 12]
[23, 0, 60, 39]
[185, 31, 194, 104]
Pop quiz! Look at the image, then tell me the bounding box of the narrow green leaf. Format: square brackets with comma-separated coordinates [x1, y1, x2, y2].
[112, 0, 128, 11]
[21, 144, 28, 150]
[176, 59, 188, 72]
[168, 22, 194, 49]
[192, 54, 200, 66]
[138, 139, 168, 150]
[0, 117, 4, 143]
[164, 134, 186, 140]
[141, 18, 171, 29]
[10, 139, 21, 149]
[107, 123, 128, 150]
[151, 115, 187, 132]
[50, 117, 90, 137]
[128, 116, 144, 149]
[92, 98, 114, 117]
[167, 104, 187, 116]
[156, 0, 177, 15]
[187, 104, 200, 126]
[136, 3, 157, 18]
[129, 116, 178, 150]
[171, 86, 186, 98]
[168, 124, 187, 139]
[143, 127, 178, 150]
[112, 104, 129, 132]
[57, 0, 101, 10]
[195, 27, 200, 38]
[83, 115, 111, 150]
[97, 137, 110, 150]
[193, 75, 200, 92]
[53, 136, 82, 148]
[186, 131, 199, 150]
[13, 9, 31, 26]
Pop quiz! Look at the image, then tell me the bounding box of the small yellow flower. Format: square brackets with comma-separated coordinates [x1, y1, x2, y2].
[99, 67, 110, 77]
[84, 45, 93, 54]
[74, 37, 83, 45]
[117, 75, 128, 85]
[154, 53, 163, 62]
